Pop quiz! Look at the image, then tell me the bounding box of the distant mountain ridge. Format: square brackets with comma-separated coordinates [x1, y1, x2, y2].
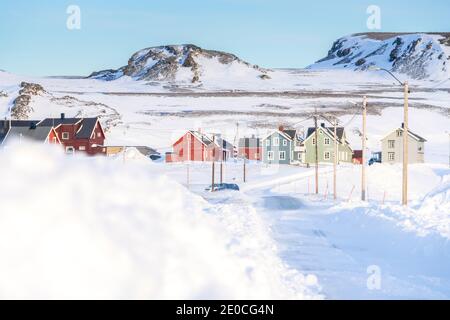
[89, 44, 270, 83]
[309, 32, 450, 80]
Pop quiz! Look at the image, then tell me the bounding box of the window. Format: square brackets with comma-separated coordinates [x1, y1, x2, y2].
[388, 152, 395, 161]
[324, 151, 331, 160]
[397, 130, 402, 137]
[298, 153, 302, 160]
[62, 132, 69, 140]
[324, 138, 330, 145]
[312, 138, 316, 145]
[97, 132, 102, 138]
[283, 139, 288, 146]
[267, 151, 274, 160]
[79, 146, 86, 151]
[273, 137, 279, 146]
[279, 151, 286, 160]
[265, 140, 270, 146]
[388, 140, 395, 148]
[65, 146, 75, 154]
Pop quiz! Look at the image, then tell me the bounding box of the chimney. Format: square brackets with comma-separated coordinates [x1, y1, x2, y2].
[61, 113, 65, 120]
[321, 123, 326, 128]
[278, 125, 284, 132]
[401, 122, 404, 129]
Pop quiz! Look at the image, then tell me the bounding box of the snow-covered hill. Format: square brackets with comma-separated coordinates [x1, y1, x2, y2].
[309, 33, 450, 80]
[89, 44, 270, 84]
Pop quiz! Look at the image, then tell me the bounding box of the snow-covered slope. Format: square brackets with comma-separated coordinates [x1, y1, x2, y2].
[89, 44, 270, 84]
[309, 33, 450, 80]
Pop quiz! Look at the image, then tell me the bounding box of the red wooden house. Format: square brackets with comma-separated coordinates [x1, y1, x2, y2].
[352, 150, 363, 165]
[39, 114, 106, 156]
[238, 135, 262, 161]
[166, 130, 225, 163]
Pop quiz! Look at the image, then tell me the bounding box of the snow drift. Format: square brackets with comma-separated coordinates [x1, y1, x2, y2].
[0, 142, 320, 299]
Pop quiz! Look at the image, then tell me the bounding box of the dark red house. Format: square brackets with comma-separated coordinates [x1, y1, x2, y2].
[352, 150, 363, 165]
[39, 114, 106, 156]
[238, 136, 262, 161]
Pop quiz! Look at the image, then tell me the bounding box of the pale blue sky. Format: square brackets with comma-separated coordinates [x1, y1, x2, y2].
[1, 0, 449, 76]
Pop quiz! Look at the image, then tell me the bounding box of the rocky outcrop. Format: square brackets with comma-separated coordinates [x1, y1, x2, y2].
[11, 82, 46, 119]
[309, 33, 450, 80]
[88, 44, 270, 83]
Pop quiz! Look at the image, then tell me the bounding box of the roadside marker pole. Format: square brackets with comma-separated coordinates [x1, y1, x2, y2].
[348, 185, 355, 202]
[314, 114, 319, 194]
[211, 135, 215, 192]
[361, 96, 367, 201]
[402, 81, 409, 206]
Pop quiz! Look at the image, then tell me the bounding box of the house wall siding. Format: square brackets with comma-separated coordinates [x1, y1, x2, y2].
[263, 132, 292, 165]
[381, 130, 425, 164]
[304, 129, 352, 164]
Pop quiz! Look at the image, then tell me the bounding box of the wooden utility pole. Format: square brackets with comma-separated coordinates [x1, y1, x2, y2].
[314, 115, 319, 194]
[361, 96, 367, 201]
[186, 135, 190, 189]
[243, 158, 247, 183]
[402, 81, 409, 206]
[220, 158, 223, 184]
[211, 135, 215, 192]
[333, 118, 338, 200]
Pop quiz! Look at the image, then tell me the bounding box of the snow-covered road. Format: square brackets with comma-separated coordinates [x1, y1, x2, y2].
[237, 165, 450, 299]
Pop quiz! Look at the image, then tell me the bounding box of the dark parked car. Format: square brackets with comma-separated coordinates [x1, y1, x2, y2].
[205, 183, 240, 192]
[369, 152, 382, 166]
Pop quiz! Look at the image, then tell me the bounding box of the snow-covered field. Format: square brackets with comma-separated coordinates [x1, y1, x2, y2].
[0, 67, 449, 299]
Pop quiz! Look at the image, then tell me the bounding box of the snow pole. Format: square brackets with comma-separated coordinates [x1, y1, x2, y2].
[348, 185, 355, 202]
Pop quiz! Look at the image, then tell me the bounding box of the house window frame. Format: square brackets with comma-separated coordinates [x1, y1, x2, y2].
[282, 139, 288, 146]
[388, 140, 395, 149]
[65, 146, 75, 154]
[388, 152, 395, 161]
[273, 137, 279, 147]
[324, 137, 330, 145]
[265, 140, 270, 147]
[324, 151, 331, 160]
[279, 151, 286, 160]
[267, 151, 274, 160]
[62, 132, 70, 140]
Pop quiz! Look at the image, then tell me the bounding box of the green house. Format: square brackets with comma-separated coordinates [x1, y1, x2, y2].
[303, 123, 353, 164]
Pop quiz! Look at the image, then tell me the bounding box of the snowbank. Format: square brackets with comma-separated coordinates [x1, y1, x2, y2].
[0, 142, 321, 299]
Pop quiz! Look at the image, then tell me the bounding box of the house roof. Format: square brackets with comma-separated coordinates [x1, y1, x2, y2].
[1, 126, 54, 144]
[39, 117, 101, 139]
[381, 127, 427, 142]
[263, 129, 297, 141]
[306, 126, 345, 142]
[283, 130, 297, 140]
[75, 118, 99, 139]
[239, 137, 261, 148]
[39, 118, 82, 127]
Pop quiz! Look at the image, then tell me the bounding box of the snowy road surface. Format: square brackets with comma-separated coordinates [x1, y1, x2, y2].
[202, 163, 450, 299]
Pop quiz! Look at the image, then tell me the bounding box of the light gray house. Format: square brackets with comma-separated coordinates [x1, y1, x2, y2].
[381, 125, 426, 164]
[262, 127, 304, 165]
